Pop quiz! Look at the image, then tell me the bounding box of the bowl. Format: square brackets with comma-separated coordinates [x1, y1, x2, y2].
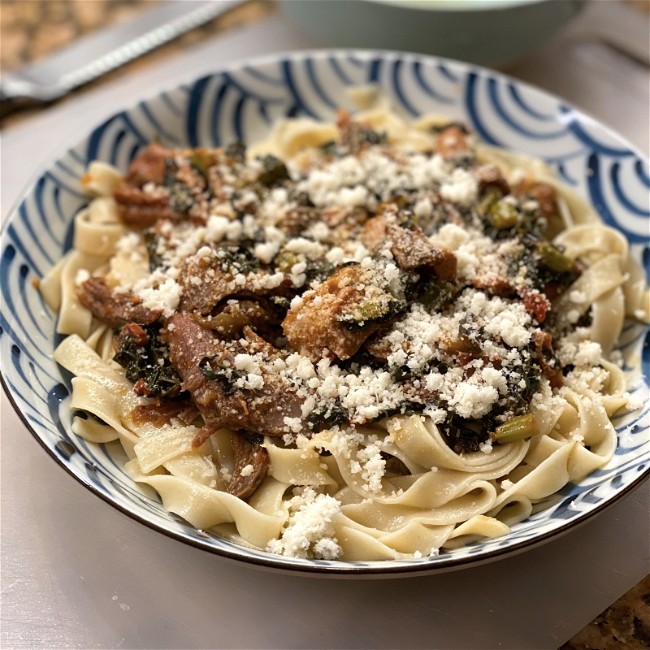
[280, 0, 586, 67]
[1, 49, 648, 576]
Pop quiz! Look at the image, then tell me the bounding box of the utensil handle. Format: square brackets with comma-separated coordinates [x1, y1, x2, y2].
[0, 0, 246, 120]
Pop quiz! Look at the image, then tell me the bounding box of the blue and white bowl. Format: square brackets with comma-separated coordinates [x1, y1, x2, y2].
[1, 50, 648, 576]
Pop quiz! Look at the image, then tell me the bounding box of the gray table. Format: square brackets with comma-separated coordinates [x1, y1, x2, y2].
[2, 5, 648, 649]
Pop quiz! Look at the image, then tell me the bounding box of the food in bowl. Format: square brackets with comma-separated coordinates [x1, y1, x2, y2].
[38, 101, 648, 561]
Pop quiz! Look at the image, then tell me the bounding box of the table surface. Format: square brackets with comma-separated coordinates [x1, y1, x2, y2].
[1, 2, 649, 649]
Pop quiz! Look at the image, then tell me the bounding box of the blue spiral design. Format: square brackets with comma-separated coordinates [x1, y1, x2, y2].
[1, 50, 648, 575]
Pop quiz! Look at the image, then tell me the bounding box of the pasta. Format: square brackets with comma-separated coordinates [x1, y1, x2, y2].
[41, 101, 649, 561]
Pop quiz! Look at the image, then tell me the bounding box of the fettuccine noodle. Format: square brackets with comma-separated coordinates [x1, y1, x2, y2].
[41, 101, 649, 561]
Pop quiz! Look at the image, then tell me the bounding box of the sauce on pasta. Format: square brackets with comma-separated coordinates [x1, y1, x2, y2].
[41, 105, 649, 561]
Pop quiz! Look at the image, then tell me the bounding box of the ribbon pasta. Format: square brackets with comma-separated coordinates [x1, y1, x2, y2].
[44, 104, 648, 562]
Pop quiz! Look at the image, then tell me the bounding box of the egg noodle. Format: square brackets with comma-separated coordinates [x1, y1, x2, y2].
[40, 99, 649, 561]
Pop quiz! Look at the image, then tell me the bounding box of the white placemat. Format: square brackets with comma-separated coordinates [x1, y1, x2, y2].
[2, 8, 649, 650]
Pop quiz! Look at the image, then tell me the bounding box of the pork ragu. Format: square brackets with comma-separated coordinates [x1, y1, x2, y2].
[77, 111, 579, 500]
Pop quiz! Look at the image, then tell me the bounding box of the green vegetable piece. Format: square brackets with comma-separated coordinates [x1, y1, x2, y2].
[306, 405, 348, 432]
[337, 295, 404, 330]
[352, 300, 391, 322]
[275, 249, 301, 274]
[199, 359, 242, 396]
[357, 127, 386, 147]
[258, 155, 289, 187]
[224, 141, 246, 163]
[113, 327, 182, 399]
[418, 280, 456, 311]
[492, 412, 539, 443]
[489, 199, 519, 230]
[537, 242, 574, 273]
[189, 150, 217, 175]
[163, 158, 177, 188]
[216, 244, 260, 275]
[144, 231, 162, 271]
[477, 187, 502, 216]
[170, 185, 194, 214]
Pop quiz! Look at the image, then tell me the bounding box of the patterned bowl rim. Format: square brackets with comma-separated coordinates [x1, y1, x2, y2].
[1, 48, 648, 577]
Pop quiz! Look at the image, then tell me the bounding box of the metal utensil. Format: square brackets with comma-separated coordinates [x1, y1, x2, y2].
[0, 0, 245, 118]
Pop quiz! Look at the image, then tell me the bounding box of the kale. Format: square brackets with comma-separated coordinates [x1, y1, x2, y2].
[392, 365, 414, 382]
[257, 155, 290, 187]
[170, 184, 194, 215]
[375, 399, 426, 421]
[199, 358, 244, 396]
[161, 154, 195, 213]
[113, 326, 182, 399]
[341, 125, 387, 153]
[305, 259, 335, 284]
[189, 150, 214, 175]
[413, 278, 458, 312]
[492, 412, 538, 443]
[276, 253, 334, 284]
[306, 404, 349, 432]
[503, 357, 542, 414]
[163, 158, 177, 187]
[509, 240, 580, 295]
[395, 207, 419, 230]
[441, 414, 490, 454]
[291, 190, 315, 208]
[224, 141, 247, 164]
[269, 295, 291, 310]
[478, 189, 546, 240]
[355, 127, 387, 147]
[242, 431, 264, 445]
[215, 243, 260, 275]
[144, 231, 163, 271]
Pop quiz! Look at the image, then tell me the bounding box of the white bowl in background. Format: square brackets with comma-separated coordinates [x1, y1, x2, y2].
[281, 0, 586, 67]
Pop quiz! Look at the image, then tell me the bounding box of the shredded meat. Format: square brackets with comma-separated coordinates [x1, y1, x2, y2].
[77, 277, 162, 327]
[522, 290, 551, 324]
[178, 255, 239, 314]
[533, 330, 563, 388]
[435, 124, 471, 159]
[125, 143, 172, 187]
[386, 224, 457, 279]
[336, 109, 385, 152]
[282, 265, 386, 361]
[130, 399, 199, 427]
[113, 143, 218, 227]
[470, 276, 516, 298]
[361, 215, 387, 251]
[364, 334, 393, 362]
[242, 326, 283, 360]
[164, 313, 304, 436]
[474, 164, 511, 196]
[515, 181, 559, 221]
[278, 206, 320, 236]
[362, 216, 457, 280]
[197, 300, 277, 339]
[179, 253, 287, 315]
[227, 433, 269, 500]
[113, 184, 175, 228]
[115, 322, 149, 347]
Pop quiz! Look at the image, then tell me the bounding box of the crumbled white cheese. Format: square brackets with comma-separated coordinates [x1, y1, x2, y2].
[266, 487, 342, 560]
